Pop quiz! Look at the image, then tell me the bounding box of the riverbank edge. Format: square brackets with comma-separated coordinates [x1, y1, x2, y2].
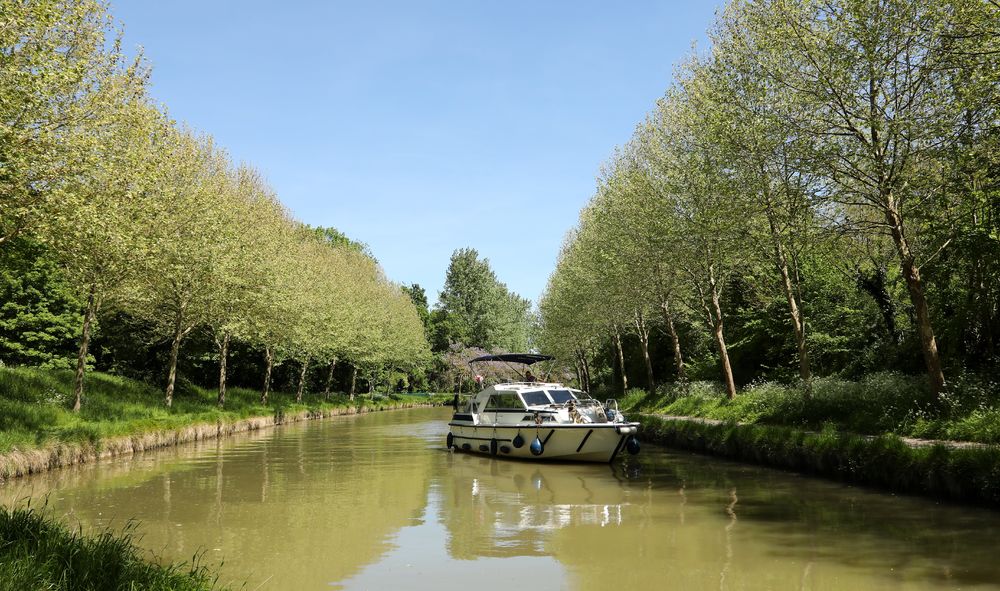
[636, 414, 1000, 506]
[0, 401, 440, 482]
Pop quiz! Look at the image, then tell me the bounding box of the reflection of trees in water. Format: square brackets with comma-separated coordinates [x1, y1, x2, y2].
[0, 411, 439, 590]
[6, 412, 1000, 590]
[678, 481, 687, 525]
[441, 448, 1000, 591]
[618, 450, 1000, 589]
[720, 488, 737, 591]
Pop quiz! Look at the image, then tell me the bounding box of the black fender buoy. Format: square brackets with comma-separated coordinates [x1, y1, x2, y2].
[490, 438, 498, 456]
[626, 436, 640, 455]
[446, 432, 454, 449]
[512, 433, 525, 449]
[530, 436, 544, 456]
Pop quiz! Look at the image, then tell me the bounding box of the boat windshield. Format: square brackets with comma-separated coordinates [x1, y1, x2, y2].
[521, 390, 551, 406]
[485, 392, 525, 411]
[547, 389, 576, 404]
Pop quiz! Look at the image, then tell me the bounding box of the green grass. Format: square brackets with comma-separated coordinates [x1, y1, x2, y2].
[637, 414, 1000, 505]
[0, 368, 447, 587]
[0, 366, 448, 454]
[0, 504, 222, 591]
[620, 372, 1000, 444]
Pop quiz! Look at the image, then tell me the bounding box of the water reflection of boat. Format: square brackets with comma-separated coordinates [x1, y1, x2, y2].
[441, 453, 632, 560]
[448, 354, 640, 462]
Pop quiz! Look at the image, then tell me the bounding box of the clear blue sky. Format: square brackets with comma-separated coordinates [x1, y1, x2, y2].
[112, 1, 721, 306]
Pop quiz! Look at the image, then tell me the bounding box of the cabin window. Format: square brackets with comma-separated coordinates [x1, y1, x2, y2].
[485, 392, 525, 411]
[521, 390, 551, 406]
[548, 389, 576, 404]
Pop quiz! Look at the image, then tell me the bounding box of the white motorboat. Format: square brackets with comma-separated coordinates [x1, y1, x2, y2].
[446, 353, 640, 462]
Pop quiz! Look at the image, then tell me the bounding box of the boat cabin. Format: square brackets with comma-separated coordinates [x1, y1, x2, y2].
[456, 383, 610, 426]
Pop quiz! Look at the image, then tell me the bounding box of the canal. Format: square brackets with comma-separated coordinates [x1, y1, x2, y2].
[3, 407, 1000, 590]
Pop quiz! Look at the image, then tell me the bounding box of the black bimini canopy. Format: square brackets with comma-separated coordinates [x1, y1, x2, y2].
[469, 353, 554, 366]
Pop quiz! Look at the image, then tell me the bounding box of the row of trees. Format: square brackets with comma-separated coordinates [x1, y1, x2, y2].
[540, 0, 999, 399]
[1, 0, 429, 406]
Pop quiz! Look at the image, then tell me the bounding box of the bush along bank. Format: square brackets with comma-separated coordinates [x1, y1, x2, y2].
[619, 373, 1000, 444]
[636, 414, 1000, 506]
[0, 367, 448, 480]
[0, 504, 223, 591]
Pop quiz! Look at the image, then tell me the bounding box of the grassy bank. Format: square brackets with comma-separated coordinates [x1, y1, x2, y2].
[0, 504, 221, 591]
[637, 414, 1000, 505]
[0, 366, 447, 478]
[618, 372, 1000, 505]
[620, 372, 1000, 444]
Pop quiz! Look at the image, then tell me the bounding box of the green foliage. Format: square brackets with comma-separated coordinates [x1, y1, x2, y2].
[0, 1, 433, 409]
[622, 372, 1000, 445]
[0, 504, 222, 591]
[0, 238, 82, 369]
[401, 283, 431, 335]
[306, 225, 375, 260]
[539, 0, 1000, 401]
[435, 248, 532, 353]
[0, 0, 141, 246]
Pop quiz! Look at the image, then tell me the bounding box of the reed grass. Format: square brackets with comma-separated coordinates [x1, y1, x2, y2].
[0, 504, 222, 591]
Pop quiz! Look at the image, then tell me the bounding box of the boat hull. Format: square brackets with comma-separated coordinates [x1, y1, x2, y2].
[447, 422, 640, 463]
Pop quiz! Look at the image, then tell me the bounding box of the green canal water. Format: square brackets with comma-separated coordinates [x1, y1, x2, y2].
[2, 407, 1000, 590]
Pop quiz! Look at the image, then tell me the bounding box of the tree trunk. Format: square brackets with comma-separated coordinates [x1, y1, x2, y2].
[72, 284, 97, 412]
[703, 267, 736, 400]
[576, 348, 592, 393]
[885, 200, 946, 396]
[165, 312, 185, 408]
[324, 358, 337, 398]
[763, 194, 811, 391]
[612, 324, 628, 394]
[634, 310, 655, 393]
[857, 265, 899, 341]
[659, 297, 686, 383]
[217, 332, 230, 407]
[261, 346, 273, 404]
[349, 366, 357, 401]
[296, 356, 310, 403]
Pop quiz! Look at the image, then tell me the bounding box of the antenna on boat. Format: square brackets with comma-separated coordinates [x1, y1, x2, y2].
[540, 356, 557, 382]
